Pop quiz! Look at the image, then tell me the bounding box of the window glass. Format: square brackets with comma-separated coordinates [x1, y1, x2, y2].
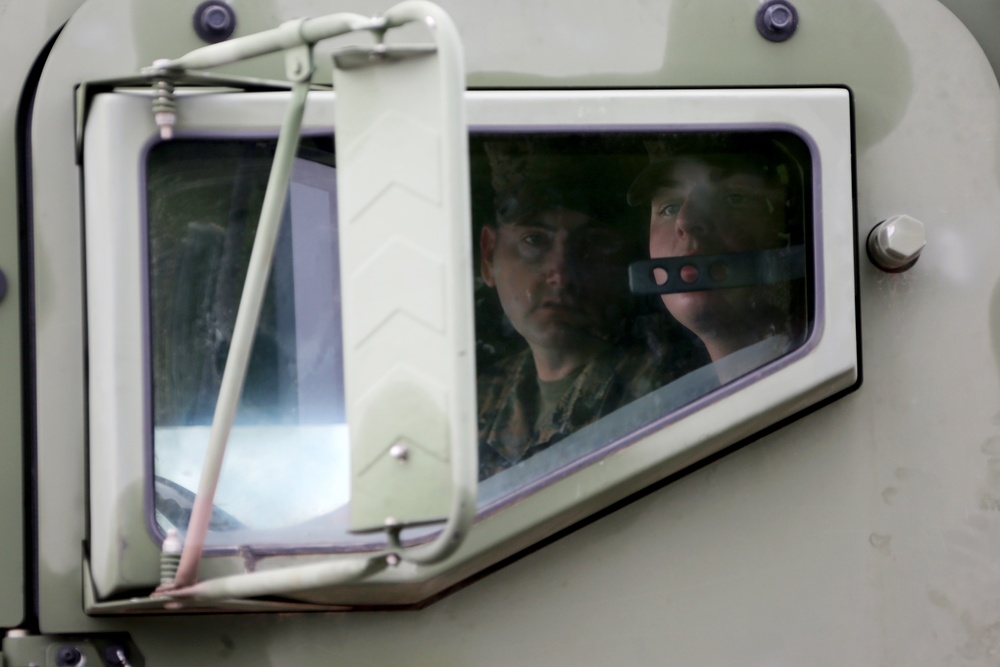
[147, 139, 356, 545]
[472, 131, 812, 508]
[146, 130, 812, 547]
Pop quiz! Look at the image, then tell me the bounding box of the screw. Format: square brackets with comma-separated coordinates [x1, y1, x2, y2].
[160, 527, 182, 585]
[55, 645, 83, 667]
[756, 0, 798, 42]
[389, 442, 410, 462]
[386, 553, 401, 566]
[151, 72, 176, 140]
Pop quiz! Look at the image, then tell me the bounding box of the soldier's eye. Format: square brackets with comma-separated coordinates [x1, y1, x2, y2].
[519, 232, 551, 257]
[656, 202, 682, 217]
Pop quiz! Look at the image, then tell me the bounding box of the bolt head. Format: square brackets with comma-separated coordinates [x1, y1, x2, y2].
[202, 6, 229, 30]
[389, 442, 410, 462]
[868, 214, 927, 271]
[883, 218, 925, 258]
[765, 5, 793, 29]
[193, 1, 236, 43]
[55, 646, 83, 667]
[756, 0, 799, 42]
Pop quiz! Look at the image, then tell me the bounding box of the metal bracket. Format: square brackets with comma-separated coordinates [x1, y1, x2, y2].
[74, 71, 301, 164]
[285, 44, 315, 82]
[333, 44, 436, 70]
[278, 18, 316, 82]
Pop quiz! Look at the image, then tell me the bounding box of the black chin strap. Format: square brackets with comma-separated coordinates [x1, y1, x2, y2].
[628, 245, 806, 295]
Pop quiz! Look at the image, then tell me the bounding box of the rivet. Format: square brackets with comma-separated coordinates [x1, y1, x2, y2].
[756, 0, 799, 42]
[193, 1, 237, 44]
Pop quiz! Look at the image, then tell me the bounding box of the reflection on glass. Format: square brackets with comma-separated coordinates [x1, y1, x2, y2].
[147, 140, 351, 541]
[474, 131, 812, 504]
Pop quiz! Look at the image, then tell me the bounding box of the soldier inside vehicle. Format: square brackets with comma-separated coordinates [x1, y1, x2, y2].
[475, 136, 706, 480]
[475, 131, 811, 482]
[629, 133, 811, 384]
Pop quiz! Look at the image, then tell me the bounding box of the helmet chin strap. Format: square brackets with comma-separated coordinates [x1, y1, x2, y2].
[628, 245, 806, 295]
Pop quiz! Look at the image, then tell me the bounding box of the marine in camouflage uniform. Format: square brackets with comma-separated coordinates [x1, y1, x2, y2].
[475, 135, 705, 480]
[477, 322, 703, 479]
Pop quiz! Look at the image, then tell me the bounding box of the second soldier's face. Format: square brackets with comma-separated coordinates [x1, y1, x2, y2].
[481, 208, 629, 353]
[648, 156, 787, 335]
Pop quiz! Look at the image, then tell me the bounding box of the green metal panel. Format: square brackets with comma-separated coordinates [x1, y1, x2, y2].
[0, 108, 25, 630]
[0, 108, 24, 630]
[937, 0, 1000, 86]
[0, 0, 88, 632]
[27, 0, 289, 633]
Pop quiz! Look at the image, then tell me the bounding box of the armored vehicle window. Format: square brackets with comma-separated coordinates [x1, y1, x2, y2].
[86, 86, 853, 606]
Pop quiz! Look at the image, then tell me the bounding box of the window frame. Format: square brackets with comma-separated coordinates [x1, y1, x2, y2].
[83, 86, 857, 608]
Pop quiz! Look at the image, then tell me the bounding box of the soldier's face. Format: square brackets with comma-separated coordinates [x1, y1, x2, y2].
[481, 208, 629, 353]
[648, 156, 787, 335]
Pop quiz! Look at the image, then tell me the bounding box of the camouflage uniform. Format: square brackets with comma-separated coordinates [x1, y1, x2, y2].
[478, 332, 700, 480]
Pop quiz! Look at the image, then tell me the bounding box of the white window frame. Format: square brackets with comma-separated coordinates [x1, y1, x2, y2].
[83, 87, 857, 609]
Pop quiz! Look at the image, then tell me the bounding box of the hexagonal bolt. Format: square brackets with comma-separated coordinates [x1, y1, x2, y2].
[867, 214, 927, 272]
